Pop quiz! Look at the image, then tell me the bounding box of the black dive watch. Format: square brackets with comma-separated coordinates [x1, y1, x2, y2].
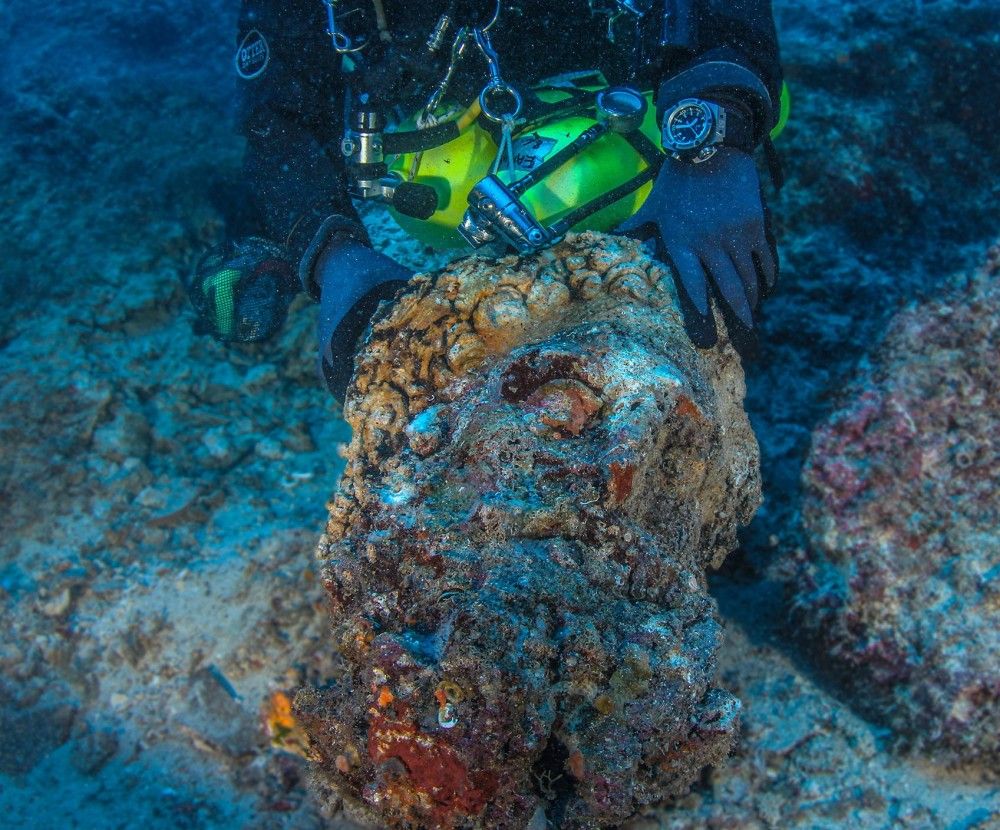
[660, 97, 754, 163]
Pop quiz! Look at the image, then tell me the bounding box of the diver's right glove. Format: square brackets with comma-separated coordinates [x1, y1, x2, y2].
[314, 236, 413, 401]
[618, 147, 777, 347]
[188, 237, 299, 343]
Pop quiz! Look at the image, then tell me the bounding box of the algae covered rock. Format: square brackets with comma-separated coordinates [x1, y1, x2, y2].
[295, 233, 761, 828]
[795, 241, 1000, 766]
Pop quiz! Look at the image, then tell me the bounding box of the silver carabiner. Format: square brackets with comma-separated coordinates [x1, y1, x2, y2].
[473, 28, 502, 85]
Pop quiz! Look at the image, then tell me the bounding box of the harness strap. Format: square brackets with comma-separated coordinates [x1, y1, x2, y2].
[551, 165, 659, 235]
[622, 128, 663, 168]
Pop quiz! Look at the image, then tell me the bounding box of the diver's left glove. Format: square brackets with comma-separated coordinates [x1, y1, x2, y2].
[618, 147, 777, 348]
[314, 236, 413, 402]
[187, 237, 299, 343]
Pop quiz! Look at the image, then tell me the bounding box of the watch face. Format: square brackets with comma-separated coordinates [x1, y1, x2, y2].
[665, 102, 713, 151]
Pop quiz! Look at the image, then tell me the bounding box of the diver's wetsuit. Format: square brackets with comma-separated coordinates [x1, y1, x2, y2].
[233, 0, 782, 277]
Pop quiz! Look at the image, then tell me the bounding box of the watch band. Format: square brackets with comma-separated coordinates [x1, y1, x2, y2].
[714, 103, 753, 153]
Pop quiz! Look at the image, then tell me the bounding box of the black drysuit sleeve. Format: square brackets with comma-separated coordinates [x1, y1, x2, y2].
[657, 0, 782, 140]
[235, 0, 366, 279]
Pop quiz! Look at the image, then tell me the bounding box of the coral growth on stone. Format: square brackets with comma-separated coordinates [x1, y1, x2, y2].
[294, 232, 761, 828]
[795, 240, 1000, 767]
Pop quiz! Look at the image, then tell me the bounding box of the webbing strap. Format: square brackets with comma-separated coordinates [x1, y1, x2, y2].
[623, 129, 664, 168]
[551, 165, 659, 236]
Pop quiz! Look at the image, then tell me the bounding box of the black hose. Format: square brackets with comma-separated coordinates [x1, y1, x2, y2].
[382, 120, 461, 155]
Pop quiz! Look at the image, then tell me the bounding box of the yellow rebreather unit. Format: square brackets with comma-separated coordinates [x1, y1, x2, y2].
[387, 81, 791, 250]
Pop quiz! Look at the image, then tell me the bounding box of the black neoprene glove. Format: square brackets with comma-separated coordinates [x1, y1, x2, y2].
[315, 237, 412, 401]
[619, 147, 777, 347]
[188, 238, 299, 343]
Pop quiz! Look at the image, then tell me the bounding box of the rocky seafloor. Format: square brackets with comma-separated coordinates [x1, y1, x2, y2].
[1, 0, 998, 828]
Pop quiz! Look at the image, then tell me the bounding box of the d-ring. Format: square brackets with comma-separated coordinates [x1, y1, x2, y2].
[479, 81, 522, 122]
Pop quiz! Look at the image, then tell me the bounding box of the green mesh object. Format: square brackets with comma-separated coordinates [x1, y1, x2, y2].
[200, 267, 241, 338]
[188, 237, 296, 343]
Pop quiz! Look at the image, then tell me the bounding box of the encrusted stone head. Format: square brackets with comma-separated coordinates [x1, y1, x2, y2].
[296, 233, 760, 828]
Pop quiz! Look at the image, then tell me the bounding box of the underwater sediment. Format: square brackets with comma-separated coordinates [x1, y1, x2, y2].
[795, 240, 1000, 767]
[294, 232, 761, 828]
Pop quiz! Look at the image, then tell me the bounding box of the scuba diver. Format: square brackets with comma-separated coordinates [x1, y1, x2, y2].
[188, 0, 783, 400]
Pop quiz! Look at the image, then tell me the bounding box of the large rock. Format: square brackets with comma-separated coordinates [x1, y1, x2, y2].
[795, 241, 1000, 766]
[295, 233, 761, 828]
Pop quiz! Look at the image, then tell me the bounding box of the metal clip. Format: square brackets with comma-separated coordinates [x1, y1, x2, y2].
[321, 0, 367, 53]
[422, 26, 472, 120]
[588, 0, 652, 43]
[426, 14, 452, 52]
[459, 175, 550, 252]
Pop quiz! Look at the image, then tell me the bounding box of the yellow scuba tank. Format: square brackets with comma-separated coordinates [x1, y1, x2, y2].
[387, 82, 662, 250]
